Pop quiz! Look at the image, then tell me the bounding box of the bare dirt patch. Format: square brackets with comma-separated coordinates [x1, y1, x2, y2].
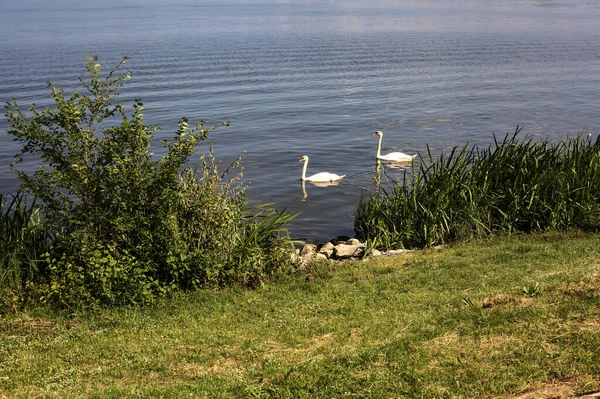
[501, 381, 576, 399]
[0, 316, 57, 338]
[172, 357, 242, 380]
[563, 273, 600, 299]
[259, 333, 337, 365]
[482, 294, 530, 309]
[425, 331, 522, 354]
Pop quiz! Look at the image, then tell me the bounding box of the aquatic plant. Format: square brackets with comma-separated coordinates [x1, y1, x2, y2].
[355, 127, 600, 249]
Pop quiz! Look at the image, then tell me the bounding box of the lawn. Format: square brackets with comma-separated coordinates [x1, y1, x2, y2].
[1, 231, 599, 398]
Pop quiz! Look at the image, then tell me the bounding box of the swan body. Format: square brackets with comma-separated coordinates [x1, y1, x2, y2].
[299, 155, 345, 182]
[373, 130, 417, 162]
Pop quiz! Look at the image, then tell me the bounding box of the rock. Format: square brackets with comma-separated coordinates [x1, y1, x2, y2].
[290, 252, 302, 264]
[334, 244, 365, 259]
[368, 248, 383, 257]
[300, 244, 317, 263]
[318, 242, 335, 258]
[300, 244, 317, 256]
[347, 238, 362, 245]
[316, 253, 328, 261]
[385, 249, 405, 256]
[330, 235, 351, 245]
[320, 242, 335, 250]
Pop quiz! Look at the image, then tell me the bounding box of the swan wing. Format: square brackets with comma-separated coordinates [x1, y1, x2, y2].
[379, 152, 417, 162]
[306, 172, 345, 182]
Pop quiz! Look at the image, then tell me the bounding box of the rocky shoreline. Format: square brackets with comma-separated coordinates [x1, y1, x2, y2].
[296, 236, 412, 264]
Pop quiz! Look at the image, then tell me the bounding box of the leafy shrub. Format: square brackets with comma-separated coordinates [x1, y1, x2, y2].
[4, 54, 295, 308]
[355, 128, 600, 249]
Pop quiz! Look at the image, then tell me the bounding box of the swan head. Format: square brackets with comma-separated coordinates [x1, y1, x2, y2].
[373, 130, 383, 137]
[299, 155, 309, 162]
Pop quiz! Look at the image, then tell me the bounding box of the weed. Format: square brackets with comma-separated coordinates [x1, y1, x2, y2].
[522, 282, 543, 298]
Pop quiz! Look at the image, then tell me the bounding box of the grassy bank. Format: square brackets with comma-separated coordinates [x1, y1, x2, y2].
[1, 231, 599, 398]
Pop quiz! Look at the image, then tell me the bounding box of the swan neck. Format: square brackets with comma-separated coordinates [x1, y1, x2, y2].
[301, 158, 308, 181]
[376, 134, 383, 158]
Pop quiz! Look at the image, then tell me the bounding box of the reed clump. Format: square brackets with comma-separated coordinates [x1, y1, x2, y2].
[355, 127, 600, 249]
[0, 192, 52, 310]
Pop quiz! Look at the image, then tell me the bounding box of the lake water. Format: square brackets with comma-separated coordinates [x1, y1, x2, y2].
[1, 0, 599, 242]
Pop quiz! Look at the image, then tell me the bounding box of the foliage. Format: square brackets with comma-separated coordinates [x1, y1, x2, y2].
[4, 54, 296, 309]
[522, 282, 543, 298]
[355, 127, 600, 249]
[0, 191, 51, 310]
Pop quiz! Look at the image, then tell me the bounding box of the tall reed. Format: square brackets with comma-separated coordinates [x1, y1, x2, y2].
[355, 128, 600, 249]
[0, 191, 50, 292]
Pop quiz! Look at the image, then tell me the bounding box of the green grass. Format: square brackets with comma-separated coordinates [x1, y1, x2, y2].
[1, 231, 599, 398]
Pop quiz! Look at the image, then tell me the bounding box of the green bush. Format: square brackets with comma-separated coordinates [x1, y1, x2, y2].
[355, 128, 600, 249]
[4, 54, 295, 308]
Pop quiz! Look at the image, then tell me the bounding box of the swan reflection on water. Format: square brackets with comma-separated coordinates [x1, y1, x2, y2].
[374, 159, 412, 186]
[300, 179, 343, 200]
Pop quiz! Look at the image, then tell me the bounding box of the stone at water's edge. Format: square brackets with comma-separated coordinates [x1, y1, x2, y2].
[369, 248, 383, 257]
[330, 236, 352, 245]
[334, 244, 366, 259]
[318, 242, 335, 258]
[300, 244, 317, 263]
[297, 237, 407, 263]
[385, 249, 406, 256]
[316, 253, 328, 261]
[301, 244, 317, 255]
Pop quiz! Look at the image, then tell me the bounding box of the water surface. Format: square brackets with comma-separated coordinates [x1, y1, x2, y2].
[1, 0, 599, 241]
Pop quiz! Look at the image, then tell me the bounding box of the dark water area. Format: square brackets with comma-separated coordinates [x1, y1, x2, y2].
[1, 0, 599, 241]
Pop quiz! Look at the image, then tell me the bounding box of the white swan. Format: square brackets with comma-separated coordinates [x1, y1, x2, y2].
[299, 155, 345, 182]
[373, 130, 417, 162]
